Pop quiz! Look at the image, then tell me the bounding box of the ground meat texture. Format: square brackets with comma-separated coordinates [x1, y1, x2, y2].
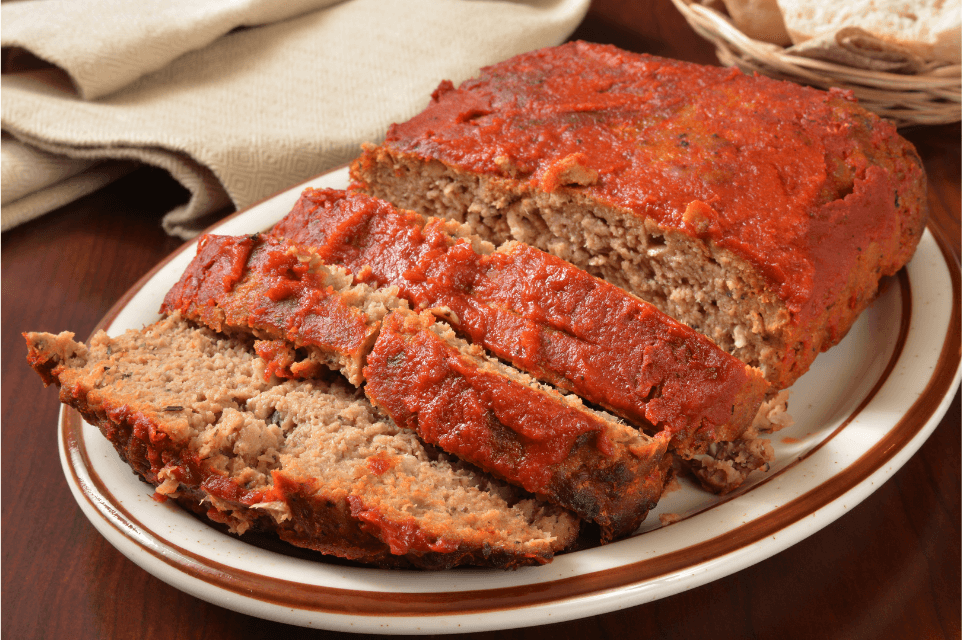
[24, 314, 579, 569]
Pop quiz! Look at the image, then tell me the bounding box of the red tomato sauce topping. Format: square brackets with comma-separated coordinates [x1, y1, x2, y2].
[363, 310, 613, 493]
[274, 189, 767, 453]
[161, 234, 375, 378]
[381, 42, 923, 324]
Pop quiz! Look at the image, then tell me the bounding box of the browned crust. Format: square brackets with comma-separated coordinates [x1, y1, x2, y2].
[23, 330, 85, 386]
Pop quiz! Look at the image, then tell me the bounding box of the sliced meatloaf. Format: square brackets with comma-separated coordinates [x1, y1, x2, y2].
[272, 187, 768, 457]
[155, 226, 676, 531]
[364, 308, 672, 542]
[24, 314, 579, 569]
[161, 233, 406, 386]
[350, 41, 928, 391]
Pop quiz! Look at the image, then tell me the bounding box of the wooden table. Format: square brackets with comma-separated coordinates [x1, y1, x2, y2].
[3, 2, 959, 638]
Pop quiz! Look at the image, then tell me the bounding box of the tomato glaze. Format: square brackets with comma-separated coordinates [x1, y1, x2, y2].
[161, 234, 375, 379]
[381, 41, 924, 324]
[274, 189, 766, 452]
[364, 310, 620, 494]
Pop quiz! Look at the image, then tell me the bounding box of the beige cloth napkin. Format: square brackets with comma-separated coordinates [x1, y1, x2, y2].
[1, 0, 589, 237]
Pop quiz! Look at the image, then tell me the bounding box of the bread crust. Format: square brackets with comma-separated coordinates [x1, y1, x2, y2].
[776, 0, 962, 64]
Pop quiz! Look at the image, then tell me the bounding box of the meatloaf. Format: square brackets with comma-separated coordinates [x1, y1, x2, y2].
[365, 308, 672, 542]
[350, 41, 928, 391]
[24, 314, 579, 569]
[157, 229, 672, 537]
[160, 233, 406, 386]
[272, 187, 768, 457]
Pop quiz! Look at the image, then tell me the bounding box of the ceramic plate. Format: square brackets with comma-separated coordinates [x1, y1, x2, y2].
[59, 167, 961, 635]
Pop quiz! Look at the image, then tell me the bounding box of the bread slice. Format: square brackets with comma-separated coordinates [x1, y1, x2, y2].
[364, 309, 672, 542]
[350, 41, 928, 392]
[720, 0, 792, 45]
[24, 314, 579, 569]
[777, 0, 962, 64]
[272, 187, 769, 457]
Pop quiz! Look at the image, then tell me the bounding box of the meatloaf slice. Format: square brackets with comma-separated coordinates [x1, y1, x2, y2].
[363, 308, 672, 542]
[272, 187, 768, 458]
[161, 233, 406, 386]
[24, 314, 579, 569]
[350, 41, 928, 391]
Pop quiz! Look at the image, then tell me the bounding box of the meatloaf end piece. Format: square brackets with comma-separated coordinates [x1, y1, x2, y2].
[350, 41, 928, 391]
[24, 314, 579, 569]
[363, 308, 672, 542]
[273, 187, 768, 457]
[161, 233, 406, 386]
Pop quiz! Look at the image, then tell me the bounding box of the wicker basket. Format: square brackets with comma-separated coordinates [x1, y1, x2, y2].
[671, 0, 961, 127]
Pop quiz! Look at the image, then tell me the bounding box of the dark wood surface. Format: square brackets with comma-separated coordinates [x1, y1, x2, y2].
[3, 2, 959, 638]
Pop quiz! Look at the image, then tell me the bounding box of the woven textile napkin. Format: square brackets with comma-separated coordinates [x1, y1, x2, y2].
[1, 0, 589, 237]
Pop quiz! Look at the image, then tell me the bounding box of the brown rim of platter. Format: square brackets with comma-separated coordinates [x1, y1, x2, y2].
[60, 180, 961, 617]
